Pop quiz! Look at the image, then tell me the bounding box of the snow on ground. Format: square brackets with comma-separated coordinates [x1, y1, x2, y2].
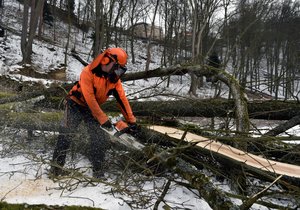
[0, 137, 211, 210]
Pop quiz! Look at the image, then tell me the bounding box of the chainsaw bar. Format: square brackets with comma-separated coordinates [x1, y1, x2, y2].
[100, 126, 144, 150]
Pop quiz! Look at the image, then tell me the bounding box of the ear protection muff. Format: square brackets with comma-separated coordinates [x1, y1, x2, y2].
[100, 48, 117, 65]
[101, 56, 110, 65]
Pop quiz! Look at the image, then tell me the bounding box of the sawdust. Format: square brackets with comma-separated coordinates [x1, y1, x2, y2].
[0, 178, 57, 200]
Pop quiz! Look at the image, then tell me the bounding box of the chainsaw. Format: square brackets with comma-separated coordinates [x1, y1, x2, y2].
[100, 120, 144, 150]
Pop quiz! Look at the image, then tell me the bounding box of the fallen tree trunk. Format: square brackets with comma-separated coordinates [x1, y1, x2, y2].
[2, 96, 299, 121]
[263, 115, 300, 136]
[2, 89, 299, 121]
[102, 99, 300, 120]
[0, 90, 45, 104]
[0, 110, 61, 131]
[1, 94, 299, 140]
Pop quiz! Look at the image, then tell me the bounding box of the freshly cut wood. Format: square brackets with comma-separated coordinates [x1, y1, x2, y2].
[149, 125, 300, 179]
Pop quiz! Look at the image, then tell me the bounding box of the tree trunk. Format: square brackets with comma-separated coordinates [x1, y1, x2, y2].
[94, 0, 100, 57]
[94, 0, 104, 57]
[216, 69, 249, 135]
[145, 0, 160, 72]
[21, 0, 30, 62]
[21, 0, 45, 64]
[188, 72, 198, 96]
[64, 2, 72, 66]
[125, 64, 250, 134]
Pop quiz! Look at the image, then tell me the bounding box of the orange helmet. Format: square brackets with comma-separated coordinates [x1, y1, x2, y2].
[101, 48, 128, 67]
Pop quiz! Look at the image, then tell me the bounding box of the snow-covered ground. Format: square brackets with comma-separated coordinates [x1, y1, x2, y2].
[0, 1, 299, 209]
[0, 141, 211, 209]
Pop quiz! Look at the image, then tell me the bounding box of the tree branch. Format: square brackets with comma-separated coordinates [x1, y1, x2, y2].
[239, 175, 283, 210]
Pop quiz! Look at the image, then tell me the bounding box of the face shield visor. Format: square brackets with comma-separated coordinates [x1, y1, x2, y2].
[108, 64, 127, 83]
[114, 65, 127, 77]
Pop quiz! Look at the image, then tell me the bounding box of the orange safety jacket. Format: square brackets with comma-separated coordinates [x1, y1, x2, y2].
[68, 53, 136, 125]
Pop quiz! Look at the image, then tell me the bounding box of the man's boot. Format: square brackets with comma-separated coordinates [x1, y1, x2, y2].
[49, 134, 70, 177]
[93, 170, 105, 179]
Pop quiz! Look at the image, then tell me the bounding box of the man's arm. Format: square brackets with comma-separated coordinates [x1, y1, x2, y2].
[114, 81, 136, 124]
[80, 68, 109, 125]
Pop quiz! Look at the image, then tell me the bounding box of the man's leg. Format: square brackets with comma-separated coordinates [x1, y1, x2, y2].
[84, 117, 111, 177]
[50, 99, 84, 176]
[50, 133, 71, 176]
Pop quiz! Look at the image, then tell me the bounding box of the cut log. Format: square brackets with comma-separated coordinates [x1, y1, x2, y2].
[148, 125, 300, 179]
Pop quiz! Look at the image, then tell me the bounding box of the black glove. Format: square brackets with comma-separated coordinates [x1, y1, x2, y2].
[101, 120, 113, 131]
[128, 123, 141, 136]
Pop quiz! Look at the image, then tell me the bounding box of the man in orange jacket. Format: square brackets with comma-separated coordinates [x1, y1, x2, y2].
[50, 48, 137, 178]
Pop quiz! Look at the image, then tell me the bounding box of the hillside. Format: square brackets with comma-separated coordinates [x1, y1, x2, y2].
[0, 0, 230, 101]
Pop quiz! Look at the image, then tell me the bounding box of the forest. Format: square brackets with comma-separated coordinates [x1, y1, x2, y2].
[0, 0, 300, 209]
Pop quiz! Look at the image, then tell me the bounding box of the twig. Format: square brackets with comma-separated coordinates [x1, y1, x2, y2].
[1, 182, 23, 201]
[61, 195, 95, 206]
[153, 179, 171, 210]
[239, 174, 283, 210]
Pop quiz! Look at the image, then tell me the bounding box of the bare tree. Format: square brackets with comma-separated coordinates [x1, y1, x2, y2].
[94, 0, 104, 57]
[110, 0, 126, 46]
[222, 0, 278, 96]
[145, 0, 161, 72]
[64, 0, 73, 66]
[127, 0, 149, 63]
[188, 0, 222, 96]
[21, 0, 45, 64]
[161, 0, 183, 66]
[128, 0, 139, 64]
[264, 0, 300, 100]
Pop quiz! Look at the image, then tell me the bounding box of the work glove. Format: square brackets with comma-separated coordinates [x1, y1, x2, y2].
[101, 120, 113, 131]
[128, 123, 141, 136]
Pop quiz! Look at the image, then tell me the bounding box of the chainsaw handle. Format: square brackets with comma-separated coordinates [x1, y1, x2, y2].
[100, 126, 118, 136]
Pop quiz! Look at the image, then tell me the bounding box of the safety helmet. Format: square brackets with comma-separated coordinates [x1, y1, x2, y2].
[101, 48, 128, 67]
